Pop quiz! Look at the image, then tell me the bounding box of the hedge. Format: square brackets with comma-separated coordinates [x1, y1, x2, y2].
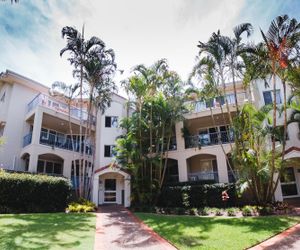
[0, 170, 72, 213]
[158, 183, 236, 208]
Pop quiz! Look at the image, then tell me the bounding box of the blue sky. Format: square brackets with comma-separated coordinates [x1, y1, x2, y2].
[0, 0, 299, 94]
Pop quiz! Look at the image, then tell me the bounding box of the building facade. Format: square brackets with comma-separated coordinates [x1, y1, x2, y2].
[1, 70, 300, 206]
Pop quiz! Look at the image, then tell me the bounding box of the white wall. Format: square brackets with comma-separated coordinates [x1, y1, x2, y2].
[0, 82, 39, 170]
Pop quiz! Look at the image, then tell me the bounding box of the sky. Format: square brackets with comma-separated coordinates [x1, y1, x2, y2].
[0, 0, 299, 96]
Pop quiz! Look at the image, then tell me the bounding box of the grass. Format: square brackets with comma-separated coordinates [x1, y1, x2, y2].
[136, 213, 300, 250]
[0, 213, 96, 250]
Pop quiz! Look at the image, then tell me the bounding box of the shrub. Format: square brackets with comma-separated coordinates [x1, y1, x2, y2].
[174, 207, 186, 215]
[189, 207, 198, 216]
[213, 208, 223, 216]
[226, 207, 237, 216]
[199, 207, 210, 216]
[0, 170, 71, 213]
[67, 198, 96, 213]
[242, 206, 253, 216]
[257, 206, 274, 215]
[158, 183, 236, 208]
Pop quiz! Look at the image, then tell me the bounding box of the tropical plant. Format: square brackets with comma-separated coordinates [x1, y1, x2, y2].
[60, 26, 117, 198]
[50, 81, 80, 195]
[114, 60, 187, 205]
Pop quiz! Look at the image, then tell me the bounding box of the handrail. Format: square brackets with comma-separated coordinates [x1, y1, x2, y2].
[27, 93, 96, 125]
[189, 92, 247, 113]
[185, 131, 234, 148]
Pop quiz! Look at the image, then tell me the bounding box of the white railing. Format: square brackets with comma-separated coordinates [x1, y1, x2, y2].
[27, 93, 96, 125]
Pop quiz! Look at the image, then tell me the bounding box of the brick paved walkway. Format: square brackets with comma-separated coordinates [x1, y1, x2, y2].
[249, 223, 300, 250]
[94, 205, 176, 250]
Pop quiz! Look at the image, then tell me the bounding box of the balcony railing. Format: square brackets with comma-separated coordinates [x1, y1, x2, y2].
[23, 132, 32, 147]
[188, 171, 219, 182]
[190, 92, 247, 113]
[185, 131, 234, 148]
[27, 93, 96, 125]
[23, 131, 93, 155]
[39, 131, 93, 155]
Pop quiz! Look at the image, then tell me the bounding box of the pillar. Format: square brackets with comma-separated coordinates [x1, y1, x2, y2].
[63, 158, 72, 178]
[274, 172, 283, 201]
[92, 175, 99, 205]
[175, 121, 185, 151]
[178, 157, 188, 182]
[28, 153, 38, 173]
[216, 152, 229, 183]
[124, 177, 131, 207]
[31, 109, 43, 145]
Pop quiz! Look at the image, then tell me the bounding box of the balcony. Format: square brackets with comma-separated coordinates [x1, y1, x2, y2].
[23, 131, 94, 155]
[188, 171, 219, 182]
[185, 131, 234, 148]
[189, 92, 247, 114]
[27, 93, 96, 125]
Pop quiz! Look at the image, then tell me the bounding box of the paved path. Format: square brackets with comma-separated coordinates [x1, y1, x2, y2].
[94, 205, 176, 250]
[249, 223, 300, 250]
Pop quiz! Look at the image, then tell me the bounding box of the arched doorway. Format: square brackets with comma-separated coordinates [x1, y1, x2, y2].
[186, 154, 218, 182]
[92, 166, 131, 207]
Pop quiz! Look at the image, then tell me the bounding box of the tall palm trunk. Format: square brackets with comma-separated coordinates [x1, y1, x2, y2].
[267, 71, 277, 202]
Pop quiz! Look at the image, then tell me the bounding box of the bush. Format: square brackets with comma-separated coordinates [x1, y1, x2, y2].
[199, 207, 211, 216]
[174, 207, 186, 215]
[241, 205, 253, 216]
[67, 198, 96, 213]
[0, 170, 72, 213]
[226, 207, 237, 216]
[158, 183, 236, 208]
[189, 207, 198, 216]
[213, 208, 223, 216]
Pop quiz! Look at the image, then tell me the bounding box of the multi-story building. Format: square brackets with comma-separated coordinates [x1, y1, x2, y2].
[0, 70, 130, 207]
[1, 70, 299, 206]
[166, 77, 300, 203]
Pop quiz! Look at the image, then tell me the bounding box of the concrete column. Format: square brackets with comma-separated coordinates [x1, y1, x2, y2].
[94, 113, 102, 168]
[178, 157, 188, 182]
[216, 152, 229, 183]
[92, 175, 99, 205]
[63, 158, 72, 178]
[274, 172, 283, 201]
[31, 109, 43, 145]
[175, 121, 185, 151]
[124, 177, 131, 207]
[28, 153, 38, 173]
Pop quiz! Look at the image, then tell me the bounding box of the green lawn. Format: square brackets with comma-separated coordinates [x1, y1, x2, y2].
[0, 213, 96, 250]
[136, 213, 300, 250]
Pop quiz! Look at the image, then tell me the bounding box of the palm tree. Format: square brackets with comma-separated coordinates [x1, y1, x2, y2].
[60, 26, 105, 197]
[260, 15, 300, 201]
[82, 47, 117, 198]
[50, 81, 80, 196]
[225, 23, 253, 111]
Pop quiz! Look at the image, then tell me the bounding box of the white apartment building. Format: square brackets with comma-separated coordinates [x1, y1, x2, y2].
[0, 70, 130, 207]
[0, 70, 299, 206]
[166, 77, 300, 203]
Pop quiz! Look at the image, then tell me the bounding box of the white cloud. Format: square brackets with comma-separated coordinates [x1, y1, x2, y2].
[0, 0, 246, 94]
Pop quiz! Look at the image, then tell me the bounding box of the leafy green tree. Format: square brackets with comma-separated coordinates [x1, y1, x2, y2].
[114, 60, 186, 205]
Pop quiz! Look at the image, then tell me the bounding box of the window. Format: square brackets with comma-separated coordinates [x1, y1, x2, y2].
[105, 116, 118, 128]
[36, 160, 63, 175]
[0, 126, 4, 137]
[104, 145, 115, 157]
[263, 90, 282, 105]
[280, 167, 298, 196]
[226, 94, 235, 105]
[0, 92, 5, 102]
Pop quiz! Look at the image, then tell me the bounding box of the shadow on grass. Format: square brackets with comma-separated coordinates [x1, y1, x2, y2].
[0, 213, 95, 250]
[136, 213, 300, 249]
